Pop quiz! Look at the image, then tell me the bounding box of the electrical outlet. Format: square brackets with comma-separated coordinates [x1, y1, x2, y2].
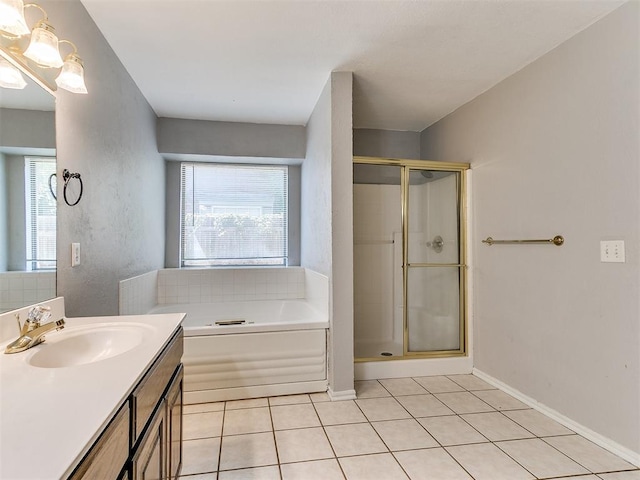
[600, 240, 625, 263]
[71, 243, 81, 267]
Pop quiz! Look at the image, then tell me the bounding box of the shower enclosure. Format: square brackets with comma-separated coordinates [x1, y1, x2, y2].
[353, 157, 469, 360]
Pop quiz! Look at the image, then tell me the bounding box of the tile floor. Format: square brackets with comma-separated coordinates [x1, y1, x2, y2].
[178, 374, 640, 480]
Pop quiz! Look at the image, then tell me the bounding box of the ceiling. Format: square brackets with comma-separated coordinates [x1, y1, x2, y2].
[80, 0, 625, 132]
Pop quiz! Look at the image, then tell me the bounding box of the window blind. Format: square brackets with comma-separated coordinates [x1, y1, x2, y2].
[25, 157, 56, 270]
[180, 163, 288, 267]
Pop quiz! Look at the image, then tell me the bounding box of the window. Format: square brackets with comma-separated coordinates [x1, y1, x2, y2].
[180, 163, 288, 267]
[25, 157, 56, 270]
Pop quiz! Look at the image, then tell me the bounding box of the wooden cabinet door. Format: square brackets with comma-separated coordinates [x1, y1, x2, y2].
[166, 365, 184, 480]
[132, 403, 166, 480]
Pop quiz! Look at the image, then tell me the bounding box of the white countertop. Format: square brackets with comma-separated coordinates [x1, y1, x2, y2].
[0, 313, 184, 480]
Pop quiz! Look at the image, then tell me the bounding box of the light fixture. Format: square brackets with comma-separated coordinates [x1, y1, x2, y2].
[0, 1, 87, 94]
[0, 0, 30, 36]
[0, 55, 26, 88]
[23, 18, 63, 68]
[55, 40, 87, 94]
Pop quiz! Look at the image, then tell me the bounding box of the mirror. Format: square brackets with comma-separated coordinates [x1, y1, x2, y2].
[0, 57, 56, 313]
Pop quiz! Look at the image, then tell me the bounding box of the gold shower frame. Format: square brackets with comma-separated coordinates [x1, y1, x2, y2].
[353, 156, 470, 362]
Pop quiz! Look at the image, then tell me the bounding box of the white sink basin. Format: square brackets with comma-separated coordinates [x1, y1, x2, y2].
[27, 323, 155, 368]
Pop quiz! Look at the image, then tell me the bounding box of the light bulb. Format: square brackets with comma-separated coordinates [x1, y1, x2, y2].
[56, 53, 87, 94]
[0, 56, 27, 89]
[23, 20, 64, 68]
[0, 0, 30, 36]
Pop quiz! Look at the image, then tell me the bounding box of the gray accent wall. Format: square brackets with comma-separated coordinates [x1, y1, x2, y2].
[0, 109, 55, 150]
[353, 128, 421, 159]
[43, 0, 165, 317]
[157, 118, 306, 160]
[420, 2, 639, 455]
[303, 72, 354, 396]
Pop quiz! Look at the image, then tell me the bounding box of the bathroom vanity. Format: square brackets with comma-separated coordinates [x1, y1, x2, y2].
[0, 312, 185, 480]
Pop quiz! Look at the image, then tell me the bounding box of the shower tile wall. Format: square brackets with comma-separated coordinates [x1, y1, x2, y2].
[353, 184, 402, 356]
[158, 267, 305, 304]
[119, 270, 159, 315]
[0, 271, 56, 313]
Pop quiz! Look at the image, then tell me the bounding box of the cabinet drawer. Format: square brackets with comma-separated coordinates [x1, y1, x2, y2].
[132, 328, 183, 446]
[69, 402, 130, 480]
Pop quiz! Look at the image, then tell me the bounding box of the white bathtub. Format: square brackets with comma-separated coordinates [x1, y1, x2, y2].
[149, 300, 329, 403]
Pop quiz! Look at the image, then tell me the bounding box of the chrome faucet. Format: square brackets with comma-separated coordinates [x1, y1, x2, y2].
[4, 305, 65, 354]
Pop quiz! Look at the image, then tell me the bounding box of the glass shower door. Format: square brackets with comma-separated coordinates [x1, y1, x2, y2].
[405, 168, 464, 354]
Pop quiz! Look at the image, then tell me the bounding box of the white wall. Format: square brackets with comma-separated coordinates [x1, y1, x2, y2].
[420, 2, 639, 455]
[302, 72, 354, 397]
[43, 0, 166, 317]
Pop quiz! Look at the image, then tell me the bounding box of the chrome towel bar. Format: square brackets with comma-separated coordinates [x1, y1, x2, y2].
[482, 235, 564, 246]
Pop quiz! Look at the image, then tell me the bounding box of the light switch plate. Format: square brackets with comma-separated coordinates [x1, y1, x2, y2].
[71, 243, 81, 267]
[600, 240, 625, 263]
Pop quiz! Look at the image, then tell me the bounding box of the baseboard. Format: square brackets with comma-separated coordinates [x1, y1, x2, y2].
[473, 368, 640, 468]
[327, 388, 357, 401]
[184, 380, 328, 404]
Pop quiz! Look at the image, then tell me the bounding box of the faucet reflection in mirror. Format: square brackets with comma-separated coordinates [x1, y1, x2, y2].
[0, 0, 87, 94]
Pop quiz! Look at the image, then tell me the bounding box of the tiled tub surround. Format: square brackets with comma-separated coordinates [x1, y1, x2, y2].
[158, 267, 306, 304]
[177, 374, 640, 480]
[0, 271, 56, 313]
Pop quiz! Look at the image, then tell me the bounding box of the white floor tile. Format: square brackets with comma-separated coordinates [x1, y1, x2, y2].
[419, 415, 488, 446]
[183, 411, 224, 440]
[371, 419, 438, 451]
[310, 392, 331, 403]
[178, 473, 217, 480]
[379, 378, 428, 396]
[281, 459, 345, 480]
[269, 394, 311, 406]
[183, 402, 225, 414]
[314, 400, 368, 425]
[355, 380, 391, 398]
[325, 423, 388, 457]
[435, 392, 495, 414]
[498, 438, 592, 478]
[503, 409, 574, 437]
[355, 397, 411, 422]
[226, 398, 269, 410]
[394, 448, 473, 480]
[275, 427, 334, 463]
[339, 453, 409, 480]
[544, 435, 637, 473]
[447, 443, 534, 480]
[219, 432, 278, 471]
[396, 394, 455, 418]
[218, 465, 281, 480]
[447, 375, 496, 391]
[223, 407, 272, 436]
[472, 389, 529, 411]
[271, 403, 320, 430]
[181, 437, 221, 476]
[413, 376, 465, 394]
[461, 412, 535, 441]
[599, 471, 640, 479]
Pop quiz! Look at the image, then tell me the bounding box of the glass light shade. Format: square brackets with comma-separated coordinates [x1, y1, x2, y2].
[0, 56, 26, 89]
[0, 0, 30, 36]
[55, 53, 87, 94]
[23, 21, 64, 68]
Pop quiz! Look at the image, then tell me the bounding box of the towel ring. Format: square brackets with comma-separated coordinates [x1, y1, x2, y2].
[48, 173, 57, 200]
[62, 169, 83, 206]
